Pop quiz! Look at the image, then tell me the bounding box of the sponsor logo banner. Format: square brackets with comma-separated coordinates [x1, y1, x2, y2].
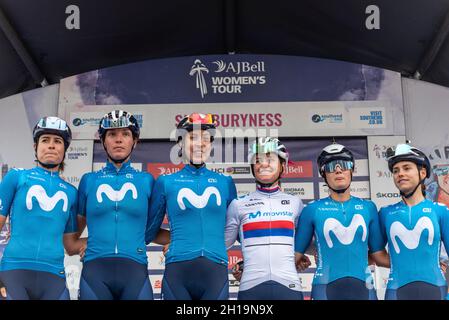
[308, 106, 346, 129]
[349, 108, 386, 129]
[147, 163, 184, 178]
[227, 249, 242, 270]
[282, 182, 315, 200]
[207, 163, 253, 179]
[282, 161, 313, 178]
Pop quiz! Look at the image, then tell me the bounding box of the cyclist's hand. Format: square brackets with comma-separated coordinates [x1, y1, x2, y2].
[0, 280, 6, 299]
[162, 244, 169, 256]
[295, 254, 311, 272]
[440, 260, 448, 274]
[79, 238, 87, 260]
[231, 260, 243, 281]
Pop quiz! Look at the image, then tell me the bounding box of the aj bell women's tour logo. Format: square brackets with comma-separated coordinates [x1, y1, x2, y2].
[189, 59, 266, 98]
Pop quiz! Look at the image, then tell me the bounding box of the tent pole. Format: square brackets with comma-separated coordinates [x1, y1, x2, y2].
[225, 0, 236, 54]
[0, 6, 48, 87]
[414, 9, 449, 79]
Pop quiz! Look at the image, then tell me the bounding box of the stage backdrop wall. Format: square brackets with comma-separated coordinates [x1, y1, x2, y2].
[56, 54, 405, 300]
[2, 57, 447, 300]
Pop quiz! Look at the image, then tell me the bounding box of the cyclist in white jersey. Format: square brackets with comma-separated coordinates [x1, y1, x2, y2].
[225, 137, 310, 300]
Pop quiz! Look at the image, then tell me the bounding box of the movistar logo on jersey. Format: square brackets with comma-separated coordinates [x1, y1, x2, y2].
[177, 187, 221, 210]
[389, 217, 434, 254]
[26, 185, 68, 212]
[323, 214, 367, 248]
[96, 183, 138, 203]
[248, 211, 293, 219]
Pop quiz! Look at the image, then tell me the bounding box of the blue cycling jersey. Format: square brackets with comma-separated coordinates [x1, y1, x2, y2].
[295, 196, 384, 285]
[379, 199, 449, 289]
[146, 164, 237, 266]
[78, 161, 154, 265]
[0, 167, 78, 277]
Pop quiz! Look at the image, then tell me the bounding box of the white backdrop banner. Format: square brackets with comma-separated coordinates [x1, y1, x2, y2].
[60, 140, 94, 188]
[367, 135, 406, 209]
[0, 85, 59, 175]
[403, 78, 449, 208]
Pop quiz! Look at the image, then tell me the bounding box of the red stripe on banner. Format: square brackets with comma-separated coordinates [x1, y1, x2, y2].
[243, 220, 294, 231]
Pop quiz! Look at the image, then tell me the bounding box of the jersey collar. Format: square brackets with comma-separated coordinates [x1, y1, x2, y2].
[104, 159, 133, 174]
[35, 166, 59, 177]
[256, 184, 281, 195]
[184, 164, 208, 176]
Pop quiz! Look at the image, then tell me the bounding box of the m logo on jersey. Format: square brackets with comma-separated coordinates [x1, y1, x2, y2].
[323, 214, 367, 248]
[389, 217, 434, 254]
[177, 187, 221, 210]
[96, 183, 138, 203]
[26, 185, 68, 212]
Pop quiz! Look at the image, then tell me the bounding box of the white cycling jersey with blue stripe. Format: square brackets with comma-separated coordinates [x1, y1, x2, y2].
[225, 188, 304, 292]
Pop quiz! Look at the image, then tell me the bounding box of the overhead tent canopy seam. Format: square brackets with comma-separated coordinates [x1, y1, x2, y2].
[1, 0, 449, 100]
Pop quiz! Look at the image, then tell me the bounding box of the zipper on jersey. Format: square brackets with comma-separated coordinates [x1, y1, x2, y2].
[199, 175, 204, 257]
[114, 173, 119, 255]
[268, 194, 273, 281]
[37, 170, 54, 261]
[341, 202, 346, 222]
[408, 205, 412, 226]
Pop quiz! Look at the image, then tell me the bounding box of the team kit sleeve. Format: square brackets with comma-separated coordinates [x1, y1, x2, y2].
[377, 207, 389, 246]
[145, 173, 156, 239]
[227, 176, 238, 206]
[294, 204, 315, 254]
[224, 199, 240, 250]
[77, 173, 89, 217]
[64, 187, 79, 233]
[438, 203, 449, 250]
[145, 175, 167, 244]
[0, 169, 21, 217]
[367, 201, 386, 253]
[296, 198, 305, 223]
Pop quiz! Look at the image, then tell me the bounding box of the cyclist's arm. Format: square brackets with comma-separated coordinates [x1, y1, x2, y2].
[153, 228, 170, 245]
[146, 176, 167, 244]
[63, 233, 86, 256]
[294, 204, 315, 254]
[369, 250, 390, 267]
[368, 202, 390, 268]
[63, 192, 84, 255]
[225, 199, 240, 249]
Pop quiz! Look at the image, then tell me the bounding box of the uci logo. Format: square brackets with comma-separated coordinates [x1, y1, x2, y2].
[355, 205, 364, 210]
[126, 174, 134, 179]
[281, 200, 290, 205]
[423, 208, 432, 213]
[208, 178, 217, 183]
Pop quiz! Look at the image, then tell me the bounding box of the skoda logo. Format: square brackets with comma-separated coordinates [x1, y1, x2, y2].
[311, 114, 322, 123]
[72, 118, 82, 126]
